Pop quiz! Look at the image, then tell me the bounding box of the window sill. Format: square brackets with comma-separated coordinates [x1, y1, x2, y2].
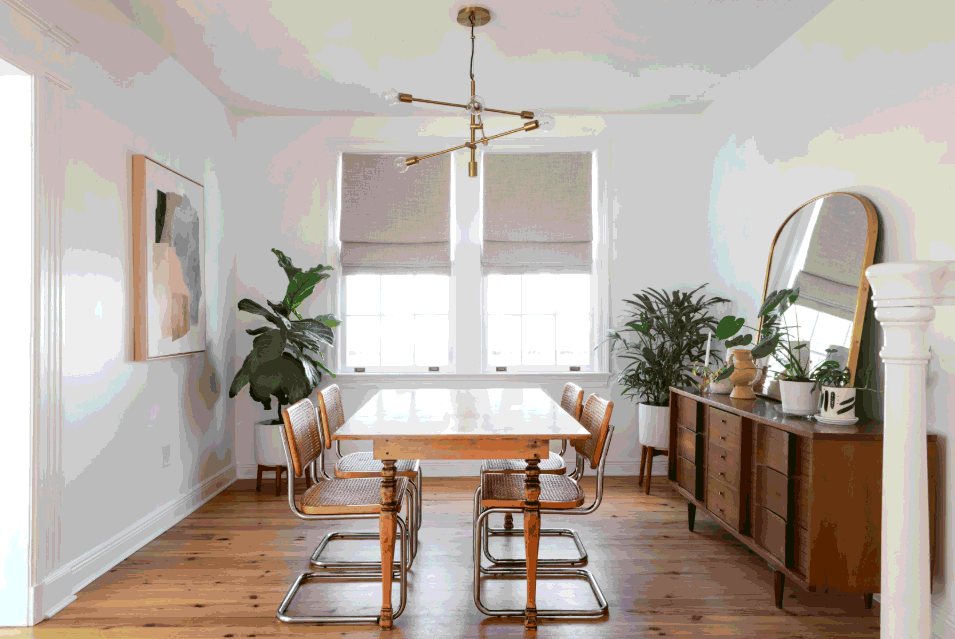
[330, 371, 613, 388]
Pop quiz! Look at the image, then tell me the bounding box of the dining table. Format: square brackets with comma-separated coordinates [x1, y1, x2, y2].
[332, 387, 591, 629]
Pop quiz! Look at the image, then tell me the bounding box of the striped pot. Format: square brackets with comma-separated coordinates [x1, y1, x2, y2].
[819, 387, 857, 420]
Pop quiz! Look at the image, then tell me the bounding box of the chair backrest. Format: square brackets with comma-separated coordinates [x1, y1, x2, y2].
[317, 384, 346, 450]
[573, 393, 613, 469]
[560, 382, 585, 421]
[281, 398, 324, 478]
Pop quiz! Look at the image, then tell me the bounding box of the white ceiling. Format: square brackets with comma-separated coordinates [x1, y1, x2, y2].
[108, 0, 833, 116]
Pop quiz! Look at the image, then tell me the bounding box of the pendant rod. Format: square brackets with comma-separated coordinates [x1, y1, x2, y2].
[407, 119, 540, 166]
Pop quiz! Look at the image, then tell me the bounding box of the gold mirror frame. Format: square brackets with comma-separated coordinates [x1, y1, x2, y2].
[754, 192, 879, 400]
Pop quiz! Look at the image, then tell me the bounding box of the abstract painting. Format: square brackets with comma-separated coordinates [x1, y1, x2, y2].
[132, 155, 205, 360]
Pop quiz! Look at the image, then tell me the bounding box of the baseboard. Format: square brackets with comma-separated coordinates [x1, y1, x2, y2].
[238, 458, 665, 478]
[34, 464, 237, 621]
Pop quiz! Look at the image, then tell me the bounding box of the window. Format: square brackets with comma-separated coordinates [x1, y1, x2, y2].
[486, 273, 591, 369]
[344, 273, 450, 369]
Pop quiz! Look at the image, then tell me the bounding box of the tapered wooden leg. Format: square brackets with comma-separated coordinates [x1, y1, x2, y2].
[863, 592, 874, 609]
[503, 512, 514, 530]
[645, 449, 654, 495]
[523, 458, 541, 630]
[638, 446, 648, 486]
[687, 502, 697, 532]
[255, 465, 263, 492]
[773, 569, 786, 609]
[274, 467, 282, 497]
[378, 459, 398, 629]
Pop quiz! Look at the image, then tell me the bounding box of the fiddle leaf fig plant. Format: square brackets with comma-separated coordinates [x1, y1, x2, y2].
[229, 249, 340, 424]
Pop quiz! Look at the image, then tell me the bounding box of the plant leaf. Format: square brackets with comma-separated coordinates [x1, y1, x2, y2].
[272, 248, 301, 281]
[715, 316, 745, 339]
[313, 313, 342, 328]
[724, 334, 753, 348]
[246, 326, 269, 336]
[750, 334, 780, 360]
[228, 356, 252, 398]
[715, 363, 735, 381]
[249, 329, 287, 371]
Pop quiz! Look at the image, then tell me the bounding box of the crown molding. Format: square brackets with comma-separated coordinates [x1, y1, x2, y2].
[3, 0, 78, 49]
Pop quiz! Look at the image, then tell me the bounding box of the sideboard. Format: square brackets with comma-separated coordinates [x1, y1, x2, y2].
[666, 387, 938, 609]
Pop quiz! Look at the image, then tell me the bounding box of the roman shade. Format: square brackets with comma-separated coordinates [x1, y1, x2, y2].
[340, 153, 451, 270]
[482, 152, 593, 270]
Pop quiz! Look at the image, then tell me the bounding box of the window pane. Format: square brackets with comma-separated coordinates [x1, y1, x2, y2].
[346, 315, 380, 366]
[553, 274, 590, 315]
[487, 274, 521, 315]
[556, 314, 590, 365]
[413, 274, 450, 315]
[521, 273, 556, 315]
[345, 274, 380, 315]
[380, 315, 415, 366]
[415, 315, 449, 366]
[522, 315, 556, 365]
[380, 274, 415, 316]
[488, 315, 521, 366]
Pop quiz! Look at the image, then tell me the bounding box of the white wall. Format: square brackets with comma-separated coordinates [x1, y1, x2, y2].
[0, 55, 34, 628]
[1, 0, 237, 620]
[229, 113, 718, 476]
[698, 0, 955, 635]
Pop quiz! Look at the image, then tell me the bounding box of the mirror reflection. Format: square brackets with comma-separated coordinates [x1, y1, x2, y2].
[762, 194, 872, 389]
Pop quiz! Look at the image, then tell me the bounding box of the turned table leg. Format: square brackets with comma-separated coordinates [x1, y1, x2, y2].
[523, 458, 541, 629]
[378, 459, 398, 629]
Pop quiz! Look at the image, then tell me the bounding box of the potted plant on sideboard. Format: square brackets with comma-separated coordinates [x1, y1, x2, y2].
[605, 285, 728, 452]
[812, 357, 876, 425]
[229, 249, 339, 474]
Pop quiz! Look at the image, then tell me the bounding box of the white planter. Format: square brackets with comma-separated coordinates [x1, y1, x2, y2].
[819, 386, 857, 421]
[779, 380, 817, 416]
[638, 403, 670, 450]
[254, 420, 287, 466]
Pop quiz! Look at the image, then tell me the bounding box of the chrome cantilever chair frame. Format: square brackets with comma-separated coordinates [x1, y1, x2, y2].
[276, 412, 412, 625]
[472, 425, 615, 618]
[304, 428, 419, 572]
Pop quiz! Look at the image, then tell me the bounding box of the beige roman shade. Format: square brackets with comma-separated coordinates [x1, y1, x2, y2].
[482, 152, 593, 270]
[340, 153, 451, 270]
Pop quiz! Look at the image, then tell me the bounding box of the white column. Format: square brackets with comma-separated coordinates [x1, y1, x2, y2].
[866, 261, 955, 639]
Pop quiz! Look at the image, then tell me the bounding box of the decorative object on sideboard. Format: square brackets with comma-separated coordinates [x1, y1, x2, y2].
[605, 285, 728, 456]
[228, 249, 340, 486]
[131, 155, 206, 361]
[811, 355, 880, 425]
[384, 5, 554, 178]
[726, 348, 759, 400]
[755, 192, 879, 400]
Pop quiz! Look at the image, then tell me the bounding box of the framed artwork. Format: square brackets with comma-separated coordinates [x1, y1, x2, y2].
[132, 155, 206, 361]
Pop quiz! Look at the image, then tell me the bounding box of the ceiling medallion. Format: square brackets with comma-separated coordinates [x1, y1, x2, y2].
[383, 5, 555, 178]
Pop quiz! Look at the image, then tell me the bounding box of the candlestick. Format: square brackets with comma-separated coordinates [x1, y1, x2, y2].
[704, 330, 712, 371]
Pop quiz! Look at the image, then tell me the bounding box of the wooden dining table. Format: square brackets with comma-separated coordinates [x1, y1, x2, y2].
[332, 387, 591, 629]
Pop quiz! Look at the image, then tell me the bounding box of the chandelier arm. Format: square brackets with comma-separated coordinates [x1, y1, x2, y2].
[416, 141, 476, 162]
[484, 107, 536, 119]
[406, 120, 540, 168]
[404, 96, 470, 110]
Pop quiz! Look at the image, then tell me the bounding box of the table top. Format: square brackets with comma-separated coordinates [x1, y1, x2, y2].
[333, 388, 591, 441]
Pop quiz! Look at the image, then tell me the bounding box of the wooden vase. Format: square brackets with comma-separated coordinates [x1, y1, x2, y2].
[728, 348, 758, 400]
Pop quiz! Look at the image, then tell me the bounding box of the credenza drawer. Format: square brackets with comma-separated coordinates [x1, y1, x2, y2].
[756, 465, 792, 521]
[677, 426, 704, 466]
[676, 457, 703, 499]
[709, 416, 742, 454]
[707, 443, 740, 488]
[676, 394, 704, 432]
[756, 424, 794, 476]
[708, 406, 742, 435]
[755, 505, 789, 565]
[707, 476, 741, 531]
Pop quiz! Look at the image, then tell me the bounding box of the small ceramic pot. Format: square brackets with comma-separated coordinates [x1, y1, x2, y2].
[820, 386, 857, 420]
[638, 403, 670, 449]
[779, 380, 818, 416]
[728, 349, 758, 400]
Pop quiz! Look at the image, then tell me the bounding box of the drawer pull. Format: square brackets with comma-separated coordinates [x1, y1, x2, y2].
[718, 491, 724, 496]
[717, 506, 724, 512]
[719, 472, 725, 477]
[719, 436, 727, 441]
[720, 454, 726, 460]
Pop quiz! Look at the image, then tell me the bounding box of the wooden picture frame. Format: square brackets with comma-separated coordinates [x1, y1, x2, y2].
[132, 155, 206, 361]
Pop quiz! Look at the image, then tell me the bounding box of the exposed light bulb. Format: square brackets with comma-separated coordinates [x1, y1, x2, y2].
[394, 156, 410, 173]
[467, 95, 485, 115]
[383, 88, 399, 106]
[531, 108, 549, 120]
[537, 113, 556, 132]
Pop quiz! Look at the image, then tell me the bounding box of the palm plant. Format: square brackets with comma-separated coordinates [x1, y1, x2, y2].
[229, 249, 340, 424]
[605, 285, 729, 406]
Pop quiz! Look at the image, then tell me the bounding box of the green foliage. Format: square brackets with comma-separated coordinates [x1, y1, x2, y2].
[604, 285, 729, 407]
[711, 288, 800, 382]
[229, 249, 338, 422]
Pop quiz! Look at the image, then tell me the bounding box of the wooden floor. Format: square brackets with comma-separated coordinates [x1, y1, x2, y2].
[21, 477, 879, 638]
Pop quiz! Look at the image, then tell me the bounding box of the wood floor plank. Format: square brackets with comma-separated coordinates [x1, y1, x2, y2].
[21, 477, 878, 638]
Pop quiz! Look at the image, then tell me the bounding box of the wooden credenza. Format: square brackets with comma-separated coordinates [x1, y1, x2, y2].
[667, 387, 938, 609]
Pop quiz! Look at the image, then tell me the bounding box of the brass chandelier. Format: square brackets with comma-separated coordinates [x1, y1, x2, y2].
[384, 5, 555, 177]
